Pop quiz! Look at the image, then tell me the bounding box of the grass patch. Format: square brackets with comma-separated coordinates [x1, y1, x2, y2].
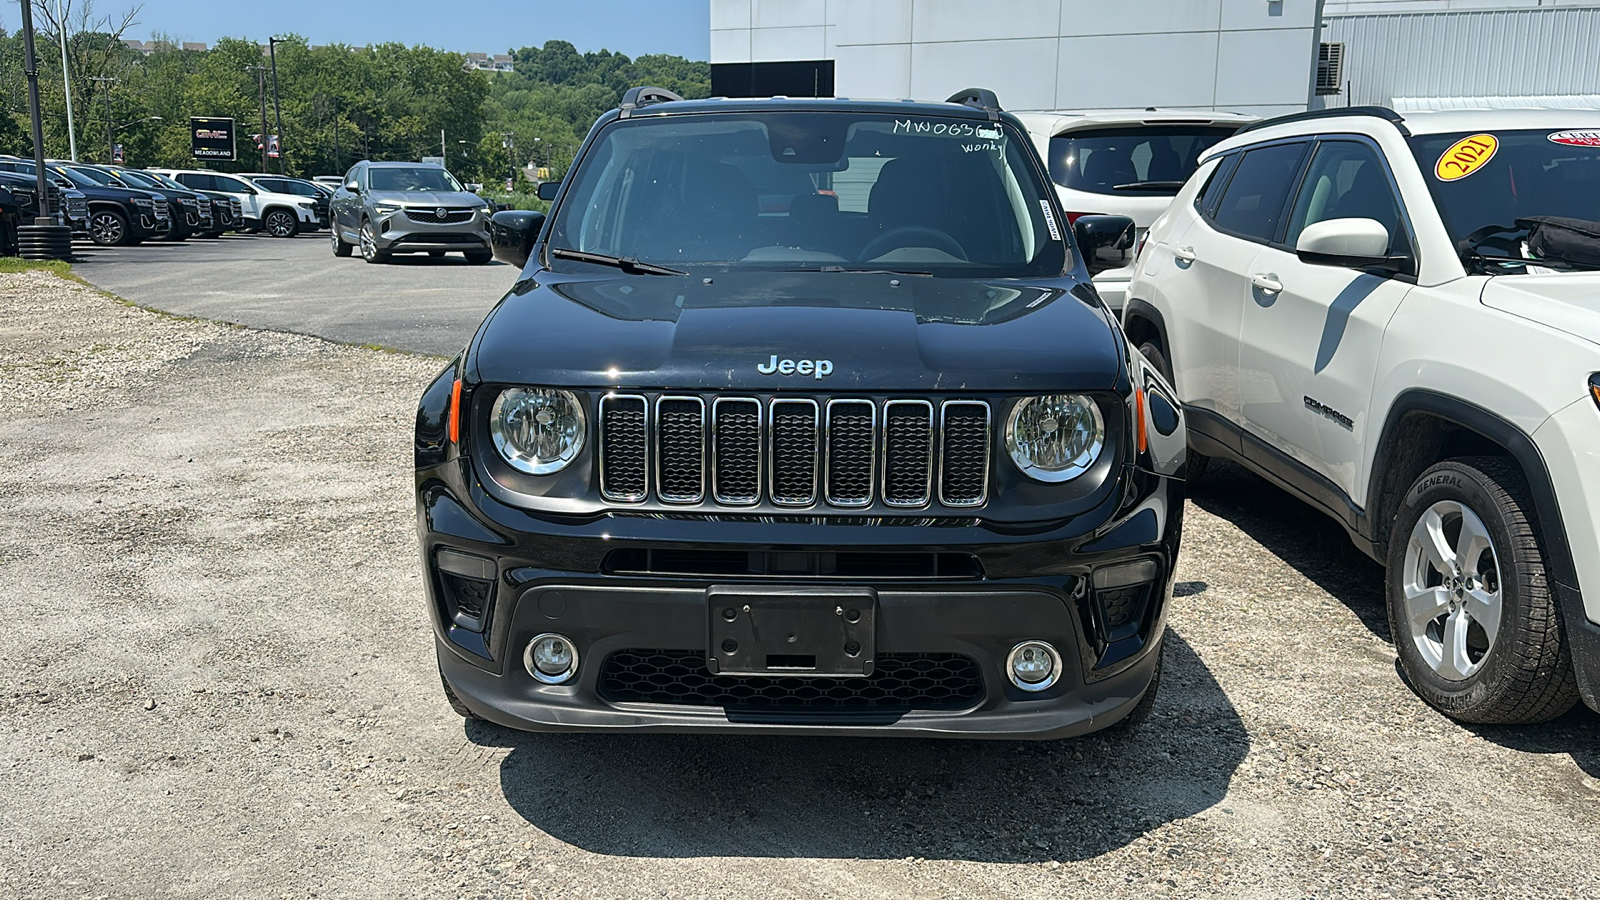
[0, 257, 74, 277]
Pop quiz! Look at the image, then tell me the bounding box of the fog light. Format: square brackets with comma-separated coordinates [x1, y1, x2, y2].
[1007, 640, 1061, 692]
[524, 633, 579, 684]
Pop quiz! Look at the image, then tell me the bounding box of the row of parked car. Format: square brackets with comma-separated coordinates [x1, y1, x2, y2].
[0, 156, 335, 253]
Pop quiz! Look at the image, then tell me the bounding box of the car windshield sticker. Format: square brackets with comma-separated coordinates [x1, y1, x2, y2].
[1039, 200, 1061, 241]
[1548, 130, 1600, 147]
[1435, 134, 1498, 182]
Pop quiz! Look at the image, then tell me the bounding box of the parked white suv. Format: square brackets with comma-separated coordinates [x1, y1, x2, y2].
[1124, 106, 1600, 724]
[1016, 109, 1256, 312]
[147, 168, 318, 237]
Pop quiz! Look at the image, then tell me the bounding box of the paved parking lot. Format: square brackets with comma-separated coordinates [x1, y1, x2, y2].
[1, 270, 1596, 898]
[70, 233, 518, 357]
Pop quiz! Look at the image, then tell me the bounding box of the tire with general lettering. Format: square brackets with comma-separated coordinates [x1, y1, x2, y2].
[1385, 458, 1579, 724]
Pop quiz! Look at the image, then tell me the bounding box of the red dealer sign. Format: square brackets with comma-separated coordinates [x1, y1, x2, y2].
[191, 117, 236, 161]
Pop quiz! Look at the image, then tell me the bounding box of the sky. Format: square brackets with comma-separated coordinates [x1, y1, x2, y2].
[110, 0, 710, 60]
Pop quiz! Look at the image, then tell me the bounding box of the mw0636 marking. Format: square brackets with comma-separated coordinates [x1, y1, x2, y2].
[1548, 130, 1600, 148]
[1434, 134, 1498, 182]
[758, 355, 834, 379]
[892, 120, 1001, 138]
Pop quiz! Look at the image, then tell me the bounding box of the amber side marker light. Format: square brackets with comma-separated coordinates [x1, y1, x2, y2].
[448, 379, 463, 444]
[1590, 375, 1600, 411]
[1135, 387, 1148, 454]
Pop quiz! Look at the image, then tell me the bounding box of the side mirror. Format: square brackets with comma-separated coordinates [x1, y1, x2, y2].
[1296, 217, 1410, 273]
[1072, 214, 1136, 276]
[490, 209, 546, 268]
[536, 180, 560, 202]
[345, 181, 360, 194]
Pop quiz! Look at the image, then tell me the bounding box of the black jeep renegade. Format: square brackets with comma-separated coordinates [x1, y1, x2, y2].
[415, 88, 1186, 739]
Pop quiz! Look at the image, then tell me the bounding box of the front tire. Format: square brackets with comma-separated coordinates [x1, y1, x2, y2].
[464, 249, 493, 265]
[1385, 458, 1579, 724]
[331, 225, 353, 257]
[1136, 339, 1209, 483]
[359, 219, 389, 264]
[439, 667, 480, 720]
[263, 208, 299, 238]
[89, 209, 131, 247]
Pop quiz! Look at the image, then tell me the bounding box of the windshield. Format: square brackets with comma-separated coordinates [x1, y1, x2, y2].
[111, 169, 163, 190]
[1047, 126, 1237, 197]
[147, 172, 186, 191]
[49, 165, 101, 188]
[545, 111, 1068, 278]
[368, 166, 463, 192]
[1409, 129, 1600, 245]
[65, 165, 114, 184]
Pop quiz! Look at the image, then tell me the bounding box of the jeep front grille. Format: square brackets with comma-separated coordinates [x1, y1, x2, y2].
[597, 394, 992, 510]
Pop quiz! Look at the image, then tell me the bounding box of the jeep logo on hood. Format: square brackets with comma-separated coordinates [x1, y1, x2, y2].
[758, 355, 833, 379]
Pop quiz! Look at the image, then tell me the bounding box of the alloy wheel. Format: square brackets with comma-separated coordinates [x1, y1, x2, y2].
[266, 211, 295, 237]
[359, 223, 377, 260]
[90, 212, 124, 246]
[1400, 499, 1504, 681]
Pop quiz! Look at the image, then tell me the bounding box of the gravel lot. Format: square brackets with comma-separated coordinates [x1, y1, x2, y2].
[1, 270, 1596, 899]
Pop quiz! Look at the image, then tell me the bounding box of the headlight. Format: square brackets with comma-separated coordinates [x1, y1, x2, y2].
[297, 201, 315, 209]
[131, 197, 153, 207]
[374, 201, 403, 213]
[489, 388, 586, 475]
[1005, 394, 1105, 481]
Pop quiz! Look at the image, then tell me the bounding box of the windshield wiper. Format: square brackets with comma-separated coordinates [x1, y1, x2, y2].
[549, 247, 686, 276]
[1112, 180, 1186, 192]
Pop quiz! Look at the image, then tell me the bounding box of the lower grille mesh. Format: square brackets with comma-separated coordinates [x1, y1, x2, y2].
[599, 650, 985, 711]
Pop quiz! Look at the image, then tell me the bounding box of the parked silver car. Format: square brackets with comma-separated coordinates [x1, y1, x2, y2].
[329, 161, 493, 264]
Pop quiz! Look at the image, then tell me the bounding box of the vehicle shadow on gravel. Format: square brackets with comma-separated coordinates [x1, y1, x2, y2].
[1191, 461, 1599, 773]
[1189, 459, 1390, 641]
[470, 631, 1248, 861]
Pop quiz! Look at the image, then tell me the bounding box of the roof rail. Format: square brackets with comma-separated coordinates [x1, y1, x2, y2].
[946, 87, 1002, 121]
[1235, 105, 1409, 137]
[618, 86, 685, 118]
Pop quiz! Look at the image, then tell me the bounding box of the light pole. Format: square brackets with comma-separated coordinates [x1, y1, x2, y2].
[87, 75, 117, 163]
[267, 37, 286, 174]
[245, 65, 270, 171]
[17, 0, 71, 258]
[500, 131, 515, 191]
[56, 0, 78, 162]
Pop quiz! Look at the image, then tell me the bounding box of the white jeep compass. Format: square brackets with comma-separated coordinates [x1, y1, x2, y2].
[1124, 106, 1600, 724]
[1015, 109, 1256, 313]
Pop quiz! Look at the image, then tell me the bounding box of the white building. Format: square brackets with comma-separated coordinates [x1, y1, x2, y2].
[710, 0, 1600, 116]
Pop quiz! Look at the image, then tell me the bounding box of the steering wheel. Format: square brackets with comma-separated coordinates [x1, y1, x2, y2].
[858, 225, 968, 263]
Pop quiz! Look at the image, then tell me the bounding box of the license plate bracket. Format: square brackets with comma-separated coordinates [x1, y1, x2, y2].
[706, 586, 877, 677]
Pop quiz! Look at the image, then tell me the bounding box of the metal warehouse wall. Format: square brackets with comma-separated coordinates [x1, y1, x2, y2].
[1318, 5, 1600, 108]
[711, 0, 1324, 116]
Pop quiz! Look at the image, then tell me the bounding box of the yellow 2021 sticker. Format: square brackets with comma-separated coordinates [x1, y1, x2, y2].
[1435, 134, 1498, 182]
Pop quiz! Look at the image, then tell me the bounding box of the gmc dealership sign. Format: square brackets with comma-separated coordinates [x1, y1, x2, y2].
[191, 117, 236, 161]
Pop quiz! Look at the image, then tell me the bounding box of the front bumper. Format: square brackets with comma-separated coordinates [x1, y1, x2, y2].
[372, 208, 489, 252]
[419, 459, 1182, 738]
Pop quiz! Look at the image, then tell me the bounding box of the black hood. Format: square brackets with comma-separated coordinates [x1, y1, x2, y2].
[470, 270, 1123, 392]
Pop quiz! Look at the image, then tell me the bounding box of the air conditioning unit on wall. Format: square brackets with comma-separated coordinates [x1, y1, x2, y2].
[1316, 42, 1345, 96]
